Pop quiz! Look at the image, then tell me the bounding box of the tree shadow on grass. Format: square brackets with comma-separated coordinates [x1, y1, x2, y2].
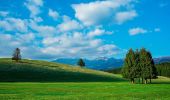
[0, 63, 125, 82]
[150, 82, 170, 84]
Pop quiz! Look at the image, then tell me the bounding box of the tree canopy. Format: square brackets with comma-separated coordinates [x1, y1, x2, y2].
[122, 48, 157, 84]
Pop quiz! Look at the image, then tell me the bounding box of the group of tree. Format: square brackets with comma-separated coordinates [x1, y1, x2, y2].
[156, 62, 170, 77]
[122, 48, 157, 84]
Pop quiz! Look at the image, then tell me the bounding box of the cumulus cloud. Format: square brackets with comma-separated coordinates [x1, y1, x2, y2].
[48, 9, 59, 20]
[0, 18, 28, 33]
[129, 27, 148, 35]
[57, 16, 83, 32]
[29, 20, 57, 37]
[41, 32, 121, 58]
[24, 0, 43, 18]
[0, 0, 125, 60]
[72, 0, 137, 26]
[87, 28, 113, 38]
[115, 10, 137, 24]
[0, 11, 9, 17]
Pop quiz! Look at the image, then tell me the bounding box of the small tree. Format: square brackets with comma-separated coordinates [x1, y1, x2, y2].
[12, 48, 21, 62]
[77, 58, 85, 67]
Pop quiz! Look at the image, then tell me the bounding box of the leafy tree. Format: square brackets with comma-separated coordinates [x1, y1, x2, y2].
[12, 48, 21, 62]
[77, 58, 85, 67]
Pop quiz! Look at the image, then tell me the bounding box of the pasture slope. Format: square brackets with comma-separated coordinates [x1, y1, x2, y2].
[0, 58, 170, 100]
[0, 58, 123, 82]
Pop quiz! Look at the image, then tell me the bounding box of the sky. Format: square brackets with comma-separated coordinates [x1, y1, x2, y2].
[0, 0, 170, 60]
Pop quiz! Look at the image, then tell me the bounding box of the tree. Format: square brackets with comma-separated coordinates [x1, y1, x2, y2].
[12, 48, 21, 62]
[77, 58, 85, 67]
[147, 51, 157, 83]
[139, 48, 157, 84]
[139, 48, 149, 84]
[122, 49, 136, 83]
[134, 49, 141, 83]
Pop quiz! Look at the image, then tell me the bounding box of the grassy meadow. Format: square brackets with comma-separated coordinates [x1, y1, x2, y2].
[0, 77, 170, 100]
[0, 58, 170, 100]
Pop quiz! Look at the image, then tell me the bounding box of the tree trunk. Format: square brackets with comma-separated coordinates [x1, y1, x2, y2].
[138, 78, 140, 84]
[142, 78, 144, 84]
[144, 79, 147, 84]
[131, 78, 134, 84]
[150, 78, 151, 83]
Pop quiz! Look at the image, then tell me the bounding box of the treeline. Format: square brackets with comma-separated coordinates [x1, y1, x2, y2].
[105, 68, 122, 74]
[156, 62, 170, 77]
[122, 48, 157, 84]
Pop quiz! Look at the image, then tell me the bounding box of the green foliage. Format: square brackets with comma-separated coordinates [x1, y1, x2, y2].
[156, 62, 170, 77]
[106, 67, 122, 74]
[122, 48, 157, 84]
[77, 58, 85, 67]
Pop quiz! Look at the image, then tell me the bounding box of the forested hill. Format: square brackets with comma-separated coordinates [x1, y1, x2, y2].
[156, 62, 170, 77]
[106, 62, 170, 78]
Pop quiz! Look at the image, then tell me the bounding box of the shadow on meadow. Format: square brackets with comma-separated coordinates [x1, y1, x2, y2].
[0, 59, 125, 82]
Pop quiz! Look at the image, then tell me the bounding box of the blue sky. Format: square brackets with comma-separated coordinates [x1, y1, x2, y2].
[0, 0, 170, 60]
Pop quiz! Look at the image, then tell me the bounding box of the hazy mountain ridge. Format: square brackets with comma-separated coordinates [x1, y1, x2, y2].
[53, 56, 170, 70]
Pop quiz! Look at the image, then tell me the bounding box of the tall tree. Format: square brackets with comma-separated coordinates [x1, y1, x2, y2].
[12, 48, 21, 62]
[139, 48, 151, 84]
[147, 51, 157, 83]
[77, 58, 85, 67]
[122, 49, 136, 83]
[135, 49, 141, 83]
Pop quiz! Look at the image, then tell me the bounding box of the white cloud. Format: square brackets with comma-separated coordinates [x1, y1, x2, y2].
[41, 31, 121, 58]
[115, 10, 137, 24]
[72, 0, 137, 26]
[129, 27, 148, 35]
[0, 0, 126, 60]
[0, 18, 28, 33]
[88, 28, 113, 38]
[57, 16, 83, 32]
[0, 11, 9, 17]
[154, 28, 160, 32]
[48, 9, 59, 20]
[24, 0, 43, 18]
[98, 44, 120, 56]
[29, 20, 57, 37]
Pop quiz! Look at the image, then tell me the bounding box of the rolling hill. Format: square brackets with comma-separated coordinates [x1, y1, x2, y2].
[0, 58, 124, 82]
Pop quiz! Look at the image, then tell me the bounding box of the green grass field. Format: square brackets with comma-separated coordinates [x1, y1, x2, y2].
[0, 58, 170, 100]
[0, 77, 170, 100]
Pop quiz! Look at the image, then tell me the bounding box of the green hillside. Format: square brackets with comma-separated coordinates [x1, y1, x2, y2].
[0, 58, 124, 82]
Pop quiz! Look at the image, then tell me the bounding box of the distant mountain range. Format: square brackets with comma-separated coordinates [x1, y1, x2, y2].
[53, 57, 123, 70]
[52, 56, 170, 70]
